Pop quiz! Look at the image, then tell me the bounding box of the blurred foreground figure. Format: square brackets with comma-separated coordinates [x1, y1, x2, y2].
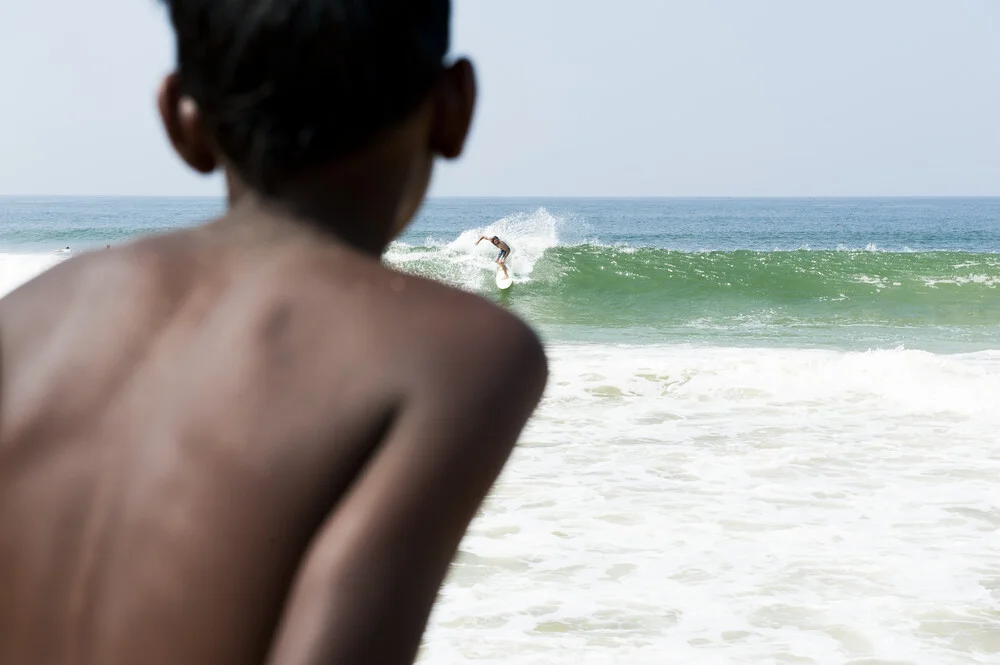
[0, 1, 548, 663]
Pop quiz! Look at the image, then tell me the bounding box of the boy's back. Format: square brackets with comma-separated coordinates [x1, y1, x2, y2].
[0, 2, 548, 664]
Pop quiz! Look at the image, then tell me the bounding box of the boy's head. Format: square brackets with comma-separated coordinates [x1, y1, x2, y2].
[158, 0, 475, 214]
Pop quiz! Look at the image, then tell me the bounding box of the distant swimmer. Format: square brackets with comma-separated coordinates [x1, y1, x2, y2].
[477, 234, 511, 278]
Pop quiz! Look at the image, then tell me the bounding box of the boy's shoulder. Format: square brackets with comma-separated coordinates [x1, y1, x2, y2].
[283, 242, 548, 388]
[396, 271, 547, 383]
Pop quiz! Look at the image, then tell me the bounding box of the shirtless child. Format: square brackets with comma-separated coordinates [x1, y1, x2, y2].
[0, 1, 548, 664]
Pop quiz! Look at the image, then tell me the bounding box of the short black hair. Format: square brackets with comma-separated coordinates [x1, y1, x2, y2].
[162, 0, 450, 191]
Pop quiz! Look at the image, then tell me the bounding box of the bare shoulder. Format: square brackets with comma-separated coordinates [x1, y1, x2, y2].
[1, 233, 192, 307]
[280, 245, 548, 394]
[0, 234, 202, 444]
[430, 291, 547, 387]
[0, 233, 197, 346]
[370, 266, 549, 398]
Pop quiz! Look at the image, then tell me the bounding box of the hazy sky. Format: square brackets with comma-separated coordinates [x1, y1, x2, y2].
[1, 0, 999, 197]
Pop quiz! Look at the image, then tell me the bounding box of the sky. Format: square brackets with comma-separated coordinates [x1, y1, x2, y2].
[1, 0, 999, 197]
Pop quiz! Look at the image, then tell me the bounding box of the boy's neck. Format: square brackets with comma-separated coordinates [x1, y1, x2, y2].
[222, 116, 433, 257]
[225, 168, 420, 257]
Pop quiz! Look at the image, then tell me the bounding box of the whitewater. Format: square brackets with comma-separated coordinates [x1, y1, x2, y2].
[2, 197, 999, 664]
[385, 206, 1000, 665]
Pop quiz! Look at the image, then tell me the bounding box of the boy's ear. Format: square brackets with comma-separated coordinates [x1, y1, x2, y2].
[431, 58, 477, 160]
[157, 73, 218, 174]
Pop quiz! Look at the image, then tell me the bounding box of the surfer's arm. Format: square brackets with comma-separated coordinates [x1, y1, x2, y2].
[476, 235, 489, 245]
[264, 313, 548, 665]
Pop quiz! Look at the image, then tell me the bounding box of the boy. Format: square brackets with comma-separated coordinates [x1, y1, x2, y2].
[0, 1, 548, 664]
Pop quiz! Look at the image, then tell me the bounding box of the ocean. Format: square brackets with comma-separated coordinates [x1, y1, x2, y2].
[2, 197, 999, 664]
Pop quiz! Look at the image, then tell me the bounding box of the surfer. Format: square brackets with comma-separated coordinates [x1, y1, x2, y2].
[0, 2, 548, 665]
[477, 234, 511, 278]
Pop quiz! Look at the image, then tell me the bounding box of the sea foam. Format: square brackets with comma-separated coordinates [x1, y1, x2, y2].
[421, 343, 1000, 665]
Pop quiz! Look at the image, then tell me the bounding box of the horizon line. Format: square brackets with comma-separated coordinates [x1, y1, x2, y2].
[3, 194, 1000, 200]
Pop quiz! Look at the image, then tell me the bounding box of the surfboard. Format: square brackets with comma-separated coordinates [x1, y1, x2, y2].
[495, 266, 513, 290]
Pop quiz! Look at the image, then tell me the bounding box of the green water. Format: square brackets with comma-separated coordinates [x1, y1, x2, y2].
[390, 245, 1000, 350]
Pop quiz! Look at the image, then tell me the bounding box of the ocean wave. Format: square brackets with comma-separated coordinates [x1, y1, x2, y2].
[389, 242, 1000, 296]
[384, 219, 1000, 334]
[6, 214, 999, 342]
[385, 207, 563, 290]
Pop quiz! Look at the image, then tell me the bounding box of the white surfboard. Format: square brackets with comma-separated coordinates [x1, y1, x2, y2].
[495, 266, 513, 290]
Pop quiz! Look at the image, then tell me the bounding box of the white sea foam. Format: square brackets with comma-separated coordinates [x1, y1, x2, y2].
[925, 274, 1000, 288]
[421, 344, 1000, 665]
[0, 252, 68, 298]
